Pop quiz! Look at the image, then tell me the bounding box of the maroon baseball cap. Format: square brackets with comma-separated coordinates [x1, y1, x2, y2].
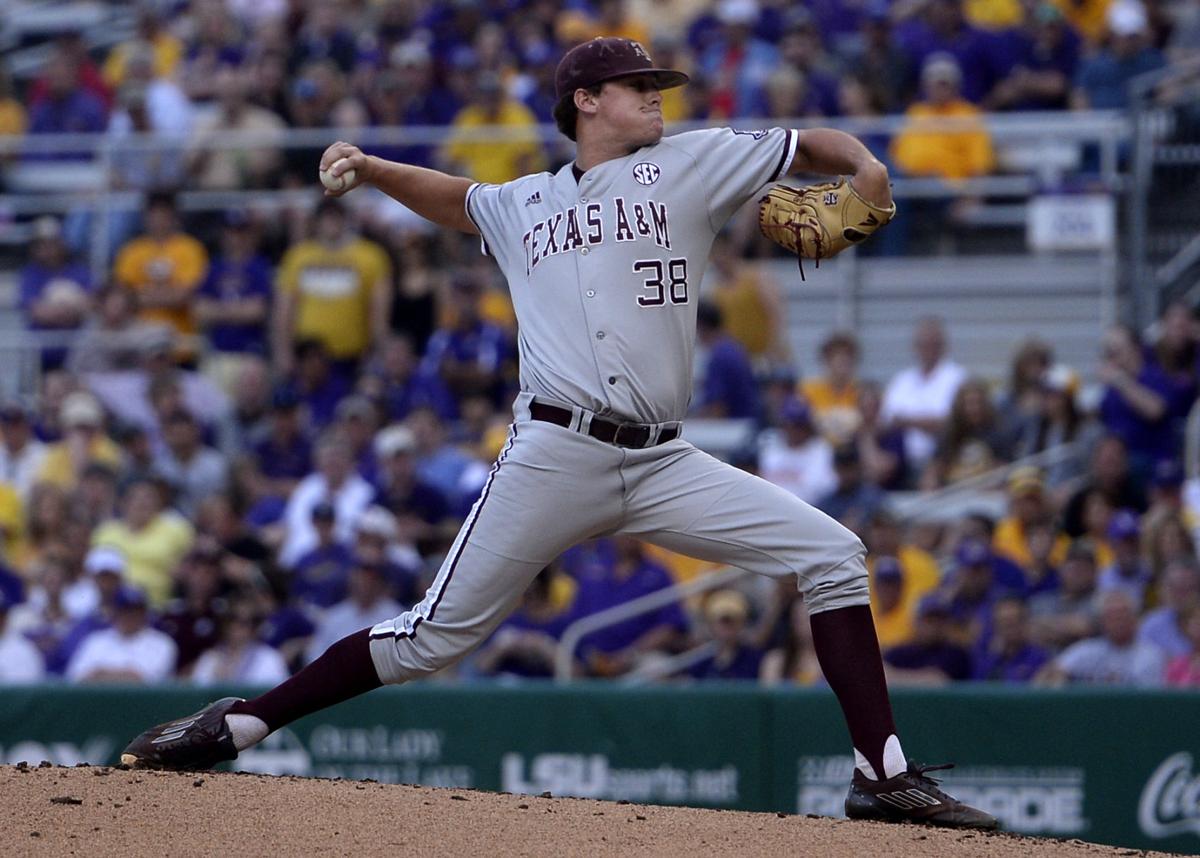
[554, 37, 689, 104]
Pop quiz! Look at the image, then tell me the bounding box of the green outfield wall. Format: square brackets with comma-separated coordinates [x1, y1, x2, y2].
[1, 685, 1197, 853]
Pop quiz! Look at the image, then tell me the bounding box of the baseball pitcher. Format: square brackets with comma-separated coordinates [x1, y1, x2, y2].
[124, 38, 995, 830]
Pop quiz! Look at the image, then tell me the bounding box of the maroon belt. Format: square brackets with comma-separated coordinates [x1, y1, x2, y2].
[530, 401, 680, 449]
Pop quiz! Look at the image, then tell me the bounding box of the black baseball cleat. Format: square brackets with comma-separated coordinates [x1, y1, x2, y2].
[845, 761, 999, 830]
[120, 697, 242, 770]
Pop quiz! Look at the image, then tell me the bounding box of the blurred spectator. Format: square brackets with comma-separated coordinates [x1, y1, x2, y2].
[1165, 605, 1200, 686]
[29, 32, 110, 109]
[408, 407, 486, 515]
[287, 340, 352, 431]
[288, 1, 360, 74]
[1147, 301, 1199, 406]
[760, 593, 823, 685]
[476, 563, 577, 679]
[869, 556, 917, 649]
[367, 335, 457, 423]
[65, 585, 177, 683]
[1029, 540, 1100, 649]
[865, 509, 941, 620]
[291, 501, 354, 609]
[699, 0, 778, 118]
[251, 387, 313, 499]
[891, 54, 996, 180]
[179, 1, 248, 101]
[154, 409, 229, 516]
[758, 398, 836, 505]
[0, 61, 27, 141]
[693, 301, 759, 420]
[559, 0, 652, 45]
[1062, 435, 1146, 538]
[273, 199, 392, 374]
[997, 338, 1052, 450]
[1048, 0, 1117, 44]
[19, 217, 95, 369]
[854, 381, 907, 490]
[922, 376, 1009, 488]
[574, 537, 690, 677]
[777, 9, 842, 113]
[972, 596, 1050, 681]
[1097, 324, 1186, 475]
[66, 287, 168, 375]
[884, 595, 973, 684]
[441, 72, 545, 184]
[0, 593, 44, 682]
[993, 467, 1069, 571]
[188, 67, 287, 190]
[1012, 365, 1096, 490]
[103, 6, 183, 89]
[0, 402, 46, 501]
[709, 235, 786, 366]
[110, 43, 194, 139]
[372, 425, 452, 546]
[332, 395, 382, 481]
[845, 6, 915, 113]
[895, 0, 1012, 103]
[156, 547, 226, 674]
[305, 559, 403, 664]
[113, 191, 209, 362]
[1037, 589, 1165, 686]
[1143, 458, 1185, 542]
[689, 589, 763, 680]
[6, 557, 73, 669]
[421, 279, 511, 406]
[196, 212, 273, 375]
[27, 53, 108, 144]
[882, 316, 967, 474]
[985, 4, 1079, 111]
[280, 433, 374, 568]
[1140, 561, 1200, 658]
[801, 331, 861, 446]
[1071, 1, 1165, 109]
[1098, 509, 1152, 608]
[1148, 509, 1196, 583]
[351, 505, 422, 606]
[191, 599, 290, 685]
[944, 537, 1015, 645]
[37, 392, 122, 490]
[106, 85, 188, 224]
[816, 444, 885, 534]
[91, 478, 194, 607]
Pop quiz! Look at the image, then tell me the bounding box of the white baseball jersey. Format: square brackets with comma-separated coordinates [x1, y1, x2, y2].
[369, 125, 871, 687]
[465, 126, 798, 424]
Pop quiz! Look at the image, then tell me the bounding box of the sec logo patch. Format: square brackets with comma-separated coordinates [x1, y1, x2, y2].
[632, 162, 661, 186]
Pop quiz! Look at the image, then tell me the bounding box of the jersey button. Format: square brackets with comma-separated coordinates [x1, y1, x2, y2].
[580, 247, 590, 256]
[596, 331, 606, 340]
[607, 376, 617, 385]
[586, 289, 595, 297]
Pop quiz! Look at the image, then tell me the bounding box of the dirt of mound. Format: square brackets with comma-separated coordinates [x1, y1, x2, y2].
[0, 765, 1177, 858]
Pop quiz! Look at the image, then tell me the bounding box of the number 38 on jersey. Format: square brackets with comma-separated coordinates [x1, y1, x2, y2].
[634, 258, 689, 307]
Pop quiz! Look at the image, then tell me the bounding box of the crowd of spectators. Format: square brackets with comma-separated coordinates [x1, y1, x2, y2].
[2, 0, 1199, 192]
[1, 0, 1199, 691]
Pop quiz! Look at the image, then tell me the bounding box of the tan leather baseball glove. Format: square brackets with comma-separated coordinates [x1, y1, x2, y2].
[758, 178, 896, 272]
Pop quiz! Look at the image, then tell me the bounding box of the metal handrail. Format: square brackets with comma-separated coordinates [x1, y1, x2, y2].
[553, 565, 749, 682]
[889, 440, 1087, 523]
[620, 641, 718, 686]
[0, 111, 1130, 156]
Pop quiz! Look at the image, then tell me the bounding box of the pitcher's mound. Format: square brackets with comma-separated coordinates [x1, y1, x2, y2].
[1, 765, 1178, 857]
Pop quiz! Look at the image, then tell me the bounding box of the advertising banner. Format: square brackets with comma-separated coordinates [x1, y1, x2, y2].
[0, 685, 1196, 853]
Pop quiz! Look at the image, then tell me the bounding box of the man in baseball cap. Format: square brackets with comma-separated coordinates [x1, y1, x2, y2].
[551, 37, 689, 142]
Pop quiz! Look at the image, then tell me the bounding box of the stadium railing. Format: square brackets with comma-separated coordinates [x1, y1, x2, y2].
[0, 110, 1129, 271]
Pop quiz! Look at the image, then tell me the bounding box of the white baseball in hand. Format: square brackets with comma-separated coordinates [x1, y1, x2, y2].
[320, 158, 357, 192]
